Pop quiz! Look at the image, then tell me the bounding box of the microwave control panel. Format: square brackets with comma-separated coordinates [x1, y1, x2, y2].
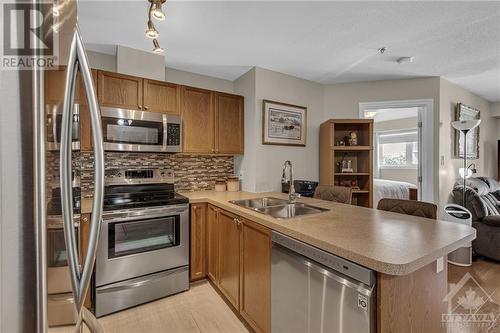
[166, 123, 181, 146]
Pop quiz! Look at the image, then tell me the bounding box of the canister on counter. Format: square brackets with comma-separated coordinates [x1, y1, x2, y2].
[226, 176, 240, 192]
[215, 179, 226, 192]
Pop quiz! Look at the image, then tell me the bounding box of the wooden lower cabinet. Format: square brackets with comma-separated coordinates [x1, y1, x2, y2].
[206, 204, 219, 282]
[240, 218, 271, 333]
[190, 203, 207, 281]
[217, 209, 241, 310]
[190, 205, 271, 333]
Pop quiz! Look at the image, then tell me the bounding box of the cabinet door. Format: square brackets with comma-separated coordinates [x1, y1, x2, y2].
[206, 204, 219, 283]
[143, 79, 180, 114]
[181, 87, 215, 153]
[45, 68, 69, 104]
[217, 209, 241, 310]
[240, 219, 271, 333]
[97, 71, 143, 110]
[215, 93, 244, 154]
[190, 203, 207, 281]
[79, 69, 98, 152]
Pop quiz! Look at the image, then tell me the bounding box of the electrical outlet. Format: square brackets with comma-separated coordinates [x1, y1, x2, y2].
[440, 155, 445, 166]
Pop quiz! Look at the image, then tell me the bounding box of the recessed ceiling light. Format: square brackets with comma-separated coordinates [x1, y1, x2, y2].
[397, 56, 414, 64]
[145, 20, 159, 39]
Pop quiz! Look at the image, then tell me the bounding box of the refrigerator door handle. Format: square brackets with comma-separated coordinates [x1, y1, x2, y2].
[60, 25, 104, 332]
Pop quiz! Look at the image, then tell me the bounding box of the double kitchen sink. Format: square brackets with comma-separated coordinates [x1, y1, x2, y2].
[229, 197, 329, 219]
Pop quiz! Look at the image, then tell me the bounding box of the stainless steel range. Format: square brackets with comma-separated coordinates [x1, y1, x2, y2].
[95, 168, 189, 317]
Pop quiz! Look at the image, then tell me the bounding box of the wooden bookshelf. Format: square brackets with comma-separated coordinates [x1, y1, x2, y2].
[320, 119, 374, 208]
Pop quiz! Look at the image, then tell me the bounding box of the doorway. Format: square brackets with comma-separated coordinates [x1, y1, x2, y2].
[359, 99, 434, 205]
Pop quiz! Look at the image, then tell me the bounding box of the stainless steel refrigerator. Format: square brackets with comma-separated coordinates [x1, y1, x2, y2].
[0, 1, 104, 332]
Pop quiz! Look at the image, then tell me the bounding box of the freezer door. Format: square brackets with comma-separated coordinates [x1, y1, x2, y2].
[272, 243, 375, 333]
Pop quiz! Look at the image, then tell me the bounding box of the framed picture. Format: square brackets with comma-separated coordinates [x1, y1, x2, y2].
[262, 100, 307, 146]
[454, 103, 480, 159]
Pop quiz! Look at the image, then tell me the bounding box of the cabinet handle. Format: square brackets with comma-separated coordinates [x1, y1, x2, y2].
[138, 105, 142, 110]
[144, 106, 148, 110]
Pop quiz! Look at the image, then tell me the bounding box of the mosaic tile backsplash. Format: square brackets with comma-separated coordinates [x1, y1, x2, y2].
[47, 152, 234, 197]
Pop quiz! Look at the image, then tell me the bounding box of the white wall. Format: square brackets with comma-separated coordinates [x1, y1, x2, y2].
[323, 78, 441, 202]
[234, 67, 324, 192]
[438, 78, 499, 211]
[165, 67, 233, 93]
[490, 102, 500, 118]
[87, 50, 116, 72]
[234, 68, 257, 191]
[86, 49, 234, 93]
[116, 45, 166, 81]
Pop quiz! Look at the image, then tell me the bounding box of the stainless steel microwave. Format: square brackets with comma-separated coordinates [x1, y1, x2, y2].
[46, 104, 80, 151]
[101, 107, 182, 153]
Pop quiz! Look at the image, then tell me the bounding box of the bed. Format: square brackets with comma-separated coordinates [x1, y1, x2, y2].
[373, 179, 418, 207]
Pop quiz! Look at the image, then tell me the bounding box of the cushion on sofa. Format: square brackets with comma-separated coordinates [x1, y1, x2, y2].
[483, 215, 500, 227]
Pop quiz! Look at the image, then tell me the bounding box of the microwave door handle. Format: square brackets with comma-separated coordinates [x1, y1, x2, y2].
[162, 114, 168, 150]
[60, 26, 105, 333]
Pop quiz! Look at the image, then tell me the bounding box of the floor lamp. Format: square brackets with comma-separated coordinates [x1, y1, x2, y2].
[451, 119, 481, 206]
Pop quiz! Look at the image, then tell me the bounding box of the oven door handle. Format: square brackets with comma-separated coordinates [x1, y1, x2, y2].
[60, 25, 104, 333]
[97, 266, 188, 294]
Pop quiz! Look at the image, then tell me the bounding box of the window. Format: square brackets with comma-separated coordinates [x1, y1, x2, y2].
[377, 130, 418, 169]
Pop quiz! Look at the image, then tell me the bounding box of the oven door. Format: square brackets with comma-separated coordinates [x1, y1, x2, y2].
[46, 104, 81, 151]
[96, 204, 189, 286]
[101, 107, 166, 152]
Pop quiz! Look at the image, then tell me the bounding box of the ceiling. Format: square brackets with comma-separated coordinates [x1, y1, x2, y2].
[79, 1, 500, 102]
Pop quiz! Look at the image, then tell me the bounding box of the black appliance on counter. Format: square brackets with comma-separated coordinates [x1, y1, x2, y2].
[281, 180, 319, 198]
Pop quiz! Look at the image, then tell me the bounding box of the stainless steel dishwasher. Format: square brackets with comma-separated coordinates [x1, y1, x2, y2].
[271, 232, 376, 333]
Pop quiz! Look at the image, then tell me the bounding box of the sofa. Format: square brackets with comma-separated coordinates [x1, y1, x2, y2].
[452, 177, 500, 261]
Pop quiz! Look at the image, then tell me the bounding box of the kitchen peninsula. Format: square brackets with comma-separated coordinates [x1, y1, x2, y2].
[183, 190, 476, 333]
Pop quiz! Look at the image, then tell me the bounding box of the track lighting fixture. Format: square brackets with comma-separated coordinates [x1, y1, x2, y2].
[145, 20, 159, 39]
[145, 0, 166, 53]
[153, 39, 164, 54]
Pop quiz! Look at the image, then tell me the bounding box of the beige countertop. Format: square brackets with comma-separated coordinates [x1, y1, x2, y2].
[180, 190, 476, 276]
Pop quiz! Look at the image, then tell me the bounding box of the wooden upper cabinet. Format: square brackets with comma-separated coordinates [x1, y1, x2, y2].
[181, 86, 215, 153]
[98, 71, 142, 110]
[143, 79, 180, 114]
[190, 203, 207, 281]
[79, 69, 98, 152]
[240, 219, 271, 333]
[45, 69, 69, 104]
[215, 93, 244, 154]
[206, 205, 219, 283]
[217, 209, 241, 310]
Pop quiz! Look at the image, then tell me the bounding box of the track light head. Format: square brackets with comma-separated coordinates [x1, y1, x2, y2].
[153, 39, 164, 54]
[145, 20, 159, 39]
[151, 2, 165, 20]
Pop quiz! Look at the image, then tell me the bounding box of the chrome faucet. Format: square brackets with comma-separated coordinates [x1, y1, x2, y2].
[282, 160, 300, 203]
